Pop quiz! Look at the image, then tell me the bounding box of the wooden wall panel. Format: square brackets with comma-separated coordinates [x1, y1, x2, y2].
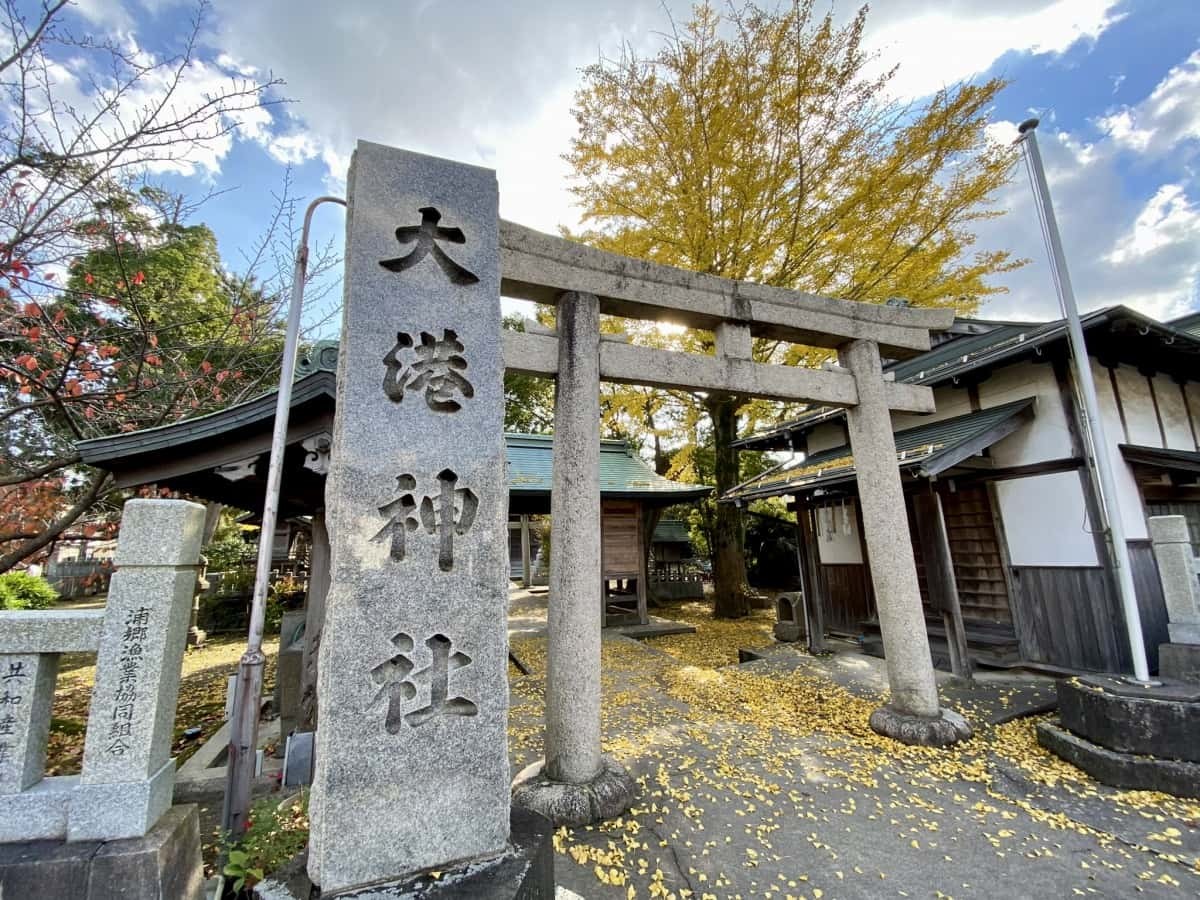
[1010, 567, 1123, 671]
[602, 501, 641, 576]
[1128, 540, 1170, 673]
[821, 564, 874, 634]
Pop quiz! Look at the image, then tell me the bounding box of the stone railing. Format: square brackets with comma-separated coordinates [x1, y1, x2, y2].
[0, 499, 204, 843]
[1148, 515, 1200, 646]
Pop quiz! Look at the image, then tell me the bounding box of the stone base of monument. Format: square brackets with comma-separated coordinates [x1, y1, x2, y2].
[0, 805, 204, 900]
[510, 755, 636, 826]
[1159, 642, 1200, 685]
[773, 622, 803, 642]
[868, 705, 974, 747]
[260, 807, 554, 899]
[1035, 675, 1200, 798]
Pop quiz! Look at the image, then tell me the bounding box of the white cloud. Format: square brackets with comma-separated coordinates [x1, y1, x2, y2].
[1108, 185, 1200, 266]
[1096, 49, 1200, 156]
[864, 0, 1123, 98]
[975, 121, 1199, 324]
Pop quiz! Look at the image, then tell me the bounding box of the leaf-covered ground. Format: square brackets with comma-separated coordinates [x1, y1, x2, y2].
[47, 594, 1200, 898]
[46, 634, 279, 775]
[508, 596, 1200, 899]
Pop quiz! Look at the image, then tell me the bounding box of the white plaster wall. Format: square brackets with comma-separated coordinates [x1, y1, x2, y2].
[977, 364, 1073, 466]
[1091, 357, 1126, 444]
[1157, 376, 1197, 450]
[994, 471, 1099, 566]
[1114, 366, 1161, 447]
[891, 386, 972, 432]
[814, 501, 863, 564]
[805, 421, 847, 455]
[1188, 382, 1200, 448]
[1089, 358, 1149, 540]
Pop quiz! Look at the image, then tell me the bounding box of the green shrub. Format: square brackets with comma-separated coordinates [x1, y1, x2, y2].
[204, 530, 253, 572]
[221, 791, 309, 895]
[0, 572, 59, 610]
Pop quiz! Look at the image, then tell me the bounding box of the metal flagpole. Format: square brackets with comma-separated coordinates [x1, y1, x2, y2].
[222, 195, 347, 834]
[1015, 118, 1152, 683]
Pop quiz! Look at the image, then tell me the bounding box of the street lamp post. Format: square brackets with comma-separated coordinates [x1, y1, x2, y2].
[1016, 118, 1152, 683]
[221, 195, 346, 834]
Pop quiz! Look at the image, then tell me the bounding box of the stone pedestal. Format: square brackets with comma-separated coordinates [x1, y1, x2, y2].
[0, 804, 205, 900]
[1037, 675, 1200, 798]
[1159, 642, 1200, 685]
[308, 143, 510, 894]
[511, 756, 637, 827]
[263, 807, 553, 899]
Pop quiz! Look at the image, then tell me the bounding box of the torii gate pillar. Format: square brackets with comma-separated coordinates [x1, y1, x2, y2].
[511, 290, 636, 825]
[840, 340, 973, 745]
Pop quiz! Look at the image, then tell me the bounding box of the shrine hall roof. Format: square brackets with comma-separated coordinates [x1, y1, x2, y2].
[76, 366, 710, 514]
[505, 433, 710, 503]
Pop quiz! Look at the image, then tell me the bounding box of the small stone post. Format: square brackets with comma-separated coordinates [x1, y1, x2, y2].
[298, 509, 329, 732]
[839, 340, 971, 746]
[0, 653, 57, 797]
[520, 515, 533, 587]
[1150, 515, 1200, 644]
[512, 291, 636, 825]
[307, 143, 511, 893]
[1150, 515, 1200, 683]
[68, 499, 205, 840]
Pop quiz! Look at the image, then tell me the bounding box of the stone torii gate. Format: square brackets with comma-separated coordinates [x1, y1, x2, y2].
[309, 142, 968, 895]
[502, 224, 972, 823]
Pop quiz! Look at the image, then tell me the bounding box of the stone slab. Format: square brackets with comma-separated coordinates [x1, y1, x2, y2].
[69, 758, 175, 842]
[0, 609, 104, 653]
[0, 652, 57, 794]
[309, 142, 510, 893]
[0, 804, 204, 900]
[1160, 642, 1200, 685]
[605, 618, 697, 640]
[1169, 622, 1200, 644]
[0, 775, 75, 842]
[112, 499, 206, 568]
[1059, 676, 1200, 763]
[263, 807, 553, 899]
[1037, 720, 1200, 799]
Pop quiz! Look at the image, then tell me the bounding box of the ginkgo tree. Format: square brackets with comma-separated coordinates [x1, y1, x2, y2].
[567, 0, 1023, 617]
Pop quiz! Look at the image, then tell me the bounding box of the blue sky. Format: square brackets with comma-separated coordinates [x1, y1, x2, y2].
[51, 0, 1200, 334]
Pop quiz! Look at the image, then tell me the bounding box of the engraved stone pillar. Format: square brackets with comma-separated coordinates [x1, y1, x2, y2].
[308, 143, 510, 893]
[298, 510, 330, 732]
[839, 340, 971, 746]
[69, 499, 206, 840]
[0, 653, 57, 796]
[511, 291, 636, 825]
[1150, 515, 1200, 644]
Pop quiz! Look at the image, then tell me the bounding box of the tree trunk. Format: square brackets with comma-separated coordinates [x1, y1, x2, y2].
[0, 472, 111, 574]
[706, 395, 750, 618]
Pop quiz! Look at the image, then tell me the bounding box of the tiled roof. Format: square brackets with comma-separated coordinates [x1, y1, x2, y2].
[506, 433, 710, 499]
[652, 520, 693, 544]
[727, 398, 1036, 502]
[735, 305, 1200, 452]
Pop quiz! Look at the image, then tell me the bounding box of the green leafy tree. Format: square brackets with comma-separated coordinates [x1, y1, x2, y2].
[502, 313, 555, 433]
[567, 1, 1022, 617]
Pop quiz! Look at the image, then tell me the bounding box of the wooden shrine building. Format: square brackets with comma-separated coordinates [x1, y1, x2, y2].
[76, 343, 709, 628]
[729, 306, 1200, 676]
